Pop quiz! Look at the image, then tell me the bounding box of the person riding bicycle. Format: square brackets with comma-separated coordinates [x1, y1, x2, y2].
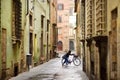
[62, 50, 73, 65]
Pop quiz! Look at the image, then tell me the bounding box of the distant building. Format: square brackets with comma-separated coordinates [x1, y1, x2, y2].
[57, 0, 76, 51]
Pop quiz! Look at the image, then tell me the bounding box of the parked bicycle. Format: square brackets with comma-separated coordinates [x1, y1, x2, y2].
[61, 54, 81, 66]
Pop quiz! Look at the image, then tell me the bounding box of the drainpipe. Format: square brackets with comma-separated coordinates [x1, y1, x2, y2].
[49, 0, 53, 59]
[26, 0, 29, 15]
[0, 0, 1, 79]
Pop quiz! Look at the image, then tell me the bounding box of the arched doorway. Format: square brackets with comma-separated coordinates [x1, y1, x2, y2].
[69, 40, 74, 51]
[57, 41, 63, 51]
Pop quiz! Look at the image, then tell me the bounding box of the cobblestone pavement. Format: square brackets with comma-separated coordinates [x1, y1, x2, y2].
[10, 53, 89, 80]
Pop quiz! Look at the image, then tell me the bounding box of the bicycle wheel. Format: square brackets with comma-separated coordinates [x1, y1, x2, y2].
[61, 58, 65, 66]
[61, 58, 69, 66]
[61, 58, 65, 63]
[73, 57, 81, 66]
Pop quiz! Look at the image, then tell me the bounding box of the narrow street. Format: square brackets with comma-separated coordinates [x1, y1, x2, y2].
[1, 0, 120, 80]
[10, 53, 88, 80]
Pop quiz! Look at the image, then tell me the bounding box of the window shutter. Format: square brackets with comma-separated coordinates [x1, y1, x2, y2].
[12, 0, 22, 43]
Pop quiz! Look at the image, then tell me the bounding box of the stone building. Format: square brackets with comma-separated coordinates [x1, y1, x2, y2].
[74, 0, 81, 56]
[1, 0, 26, 79]
[49, 0, 58, 59]
[57, 0, 76, 51]
[85, 0, 108, 80]
[107, 0, 120, 80]
[74, 0, 86, 70]
[0, 0, 57, 79]
[32, 0, 50, 64]
[75, 0, 120, 80]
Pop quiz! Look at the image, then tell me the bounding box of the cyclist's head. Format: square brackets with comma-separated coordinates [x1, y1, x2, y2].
[68, 50, 71, 53]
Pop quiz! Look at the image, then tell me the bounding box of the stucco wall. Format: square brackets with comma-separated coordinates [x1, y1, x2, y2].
[1, 0, 27, 78]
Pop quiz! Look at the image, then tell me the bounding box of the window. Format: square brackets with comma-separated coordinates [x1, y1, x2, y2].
[58, 4, 64, 10]
[69, 7, 73, 15]
[47, 20, 50, 32]
[111, 8, 117, 19]
[29, 14, 33, 26]
[12, 0, 22, 40]
[58, 16, 62, 23]
[58, 28, 62, 34]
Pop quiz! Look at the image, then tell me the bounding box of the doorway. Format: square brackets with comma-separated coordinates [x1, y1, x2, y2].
[57, 41, 63, 51]
[1, 28, 7, 79]
[99, 42, 107, 80]
[69, 40, 74, 51]
[14, 63, 19, 76]
[29, 33, 33, 55]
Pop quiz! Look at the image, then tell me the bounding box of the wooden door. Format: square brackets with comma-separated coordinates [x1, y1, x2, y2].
[1, 28, 7, 79]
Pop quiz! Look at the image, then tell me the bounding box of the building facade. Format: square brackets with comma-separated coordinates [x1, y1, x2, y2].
[57, 0, 76, 51]
[107, 0, 120, 79]
[50, 0, 58, 58]
[74, 0, 86, 70]
[74, 0, 82, 58]
[75, 0, 120, 80]
[0, 0, 57, 79]
[33, 0, 50, 64]
[85, 0, 108, 80]
[1, 0, 26, 79]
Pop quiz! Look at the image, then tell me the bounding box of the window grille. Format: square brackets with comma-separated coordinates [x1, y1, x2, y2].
[12, 0, 22, 42]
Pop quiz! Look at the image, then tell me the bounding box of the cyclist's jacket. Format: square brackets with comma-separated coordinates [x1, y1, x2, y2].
[62, 52, 71, 59]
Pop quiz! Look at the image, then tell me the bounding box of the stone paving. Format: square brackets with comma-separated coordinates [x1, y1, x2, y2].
[9, 53, 89, 80]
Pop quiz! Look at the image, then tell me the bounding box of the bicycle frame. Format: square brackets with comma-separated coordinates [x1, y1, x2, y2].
[61, 54, 81, 66]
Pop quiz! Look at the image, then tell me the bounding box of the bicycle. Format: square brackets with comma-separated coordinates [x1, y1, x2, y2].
[61, 54, 81, 66]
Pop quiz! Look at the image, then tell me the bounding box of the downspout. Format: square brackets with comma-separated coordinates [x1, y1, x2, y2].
[46, 1, 50, 60]
[0, 0, 1, 79]
[26, 0, 29, 15]
[56, 0, 58, 51]
[47, 0, 51, 61]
